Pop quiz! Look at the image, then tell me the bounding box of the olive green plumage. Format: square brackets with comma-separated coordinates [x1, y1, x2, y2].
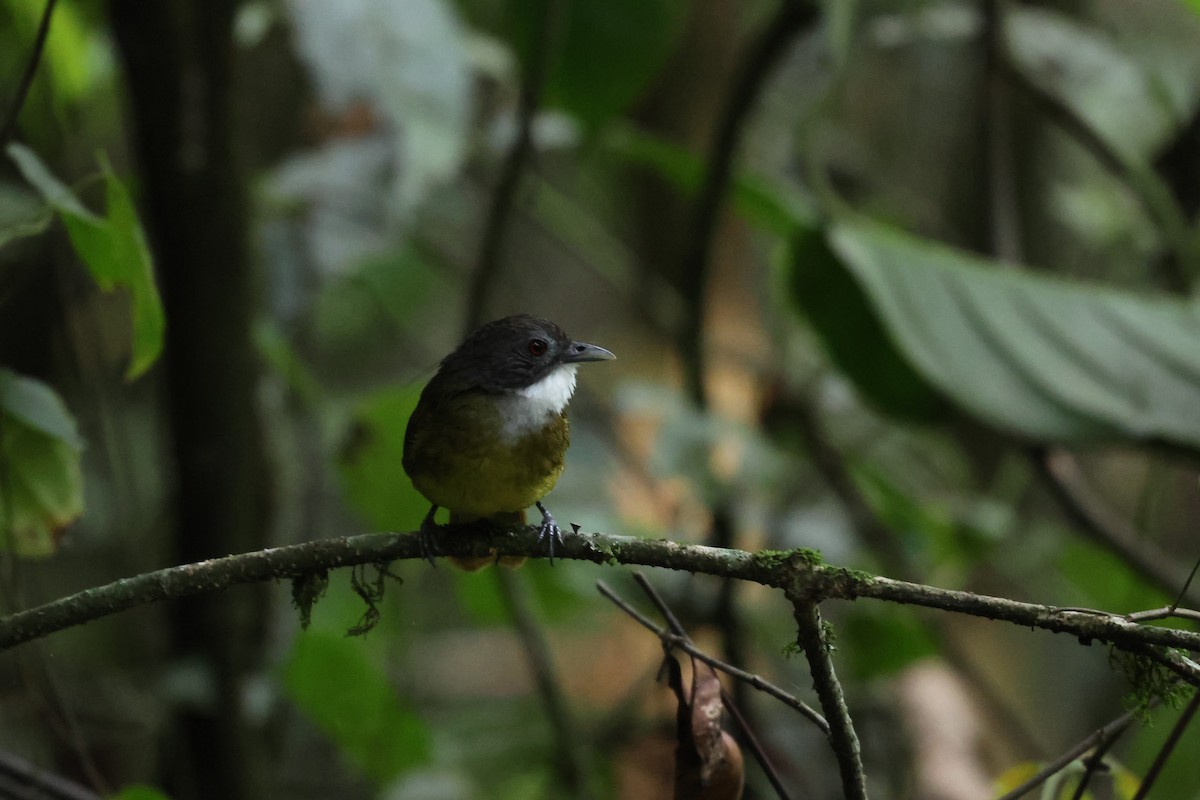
[403, 390, 570, 518]
[402, 315, 614, 566]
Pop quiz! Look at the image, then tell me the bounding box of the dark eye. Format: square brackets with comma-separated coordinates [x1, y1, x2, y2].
[527, 338, 548, 357]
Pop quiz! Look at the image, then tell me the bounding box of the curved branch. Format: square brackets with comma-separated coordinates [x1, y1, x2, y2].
[464, 0, 563, 330]
[4, 527, 1200, 667]
[997, 49, 1196, 291]
[1035, 448, 1200, 608]
[0, 0, 58, 146]
[678, 0, 817, 405]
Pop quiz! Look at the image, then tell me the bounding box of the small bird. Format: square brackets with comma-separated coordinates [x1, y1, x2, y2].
[402, 314, 615, 569]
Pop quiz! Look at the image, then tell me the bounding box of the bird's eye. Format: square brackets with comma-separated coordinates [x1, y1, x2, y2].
[527, 338, 548, 357]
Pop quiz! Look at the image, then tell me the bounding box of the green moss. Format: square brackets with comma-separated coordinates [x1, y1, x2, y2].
[821, 619, 838, 652]
[593, 539, 622, 566]
[291, 570, 329, 631]
[1109, 646, 1190, 722]
[754, 547, 824, 569]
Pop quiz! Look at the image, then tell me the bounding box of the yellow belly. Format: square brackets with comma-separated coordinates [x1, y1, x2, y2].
[404, 393, 570, 517]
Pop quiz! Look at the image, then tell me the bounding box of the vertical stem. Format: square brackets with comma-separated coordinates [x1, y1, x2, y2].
[677, 0, 816, 406]
[496, 570, 594, 799]
[0, 0, 59, 146]
[465, 0, 564, 332]
[792, 598, 868, 800]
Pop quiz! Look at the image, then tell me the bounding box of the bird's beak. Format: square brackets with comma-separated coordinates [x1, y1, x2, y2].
[563, 340, 616, 363]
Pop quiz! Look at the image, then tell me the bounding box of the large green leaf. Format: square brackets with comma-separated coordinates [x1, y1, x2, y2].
[824, 219, 1200, 449]
[284, 631, 431, 782]
[7, 144, 164, 379]
[508, 0, 687, 126]
[0, 369, 84, 556]
[789, 226, 944, 421]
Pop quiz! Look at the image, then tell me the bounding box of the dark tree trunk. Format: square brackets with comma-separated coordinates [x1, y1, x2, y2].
[108, 2, 271, 798]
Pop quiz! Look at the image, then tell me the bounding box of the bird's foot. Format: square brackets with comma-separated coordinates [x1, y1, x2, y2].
[418, 506, 440, 567]
[535, 501, 565, 566]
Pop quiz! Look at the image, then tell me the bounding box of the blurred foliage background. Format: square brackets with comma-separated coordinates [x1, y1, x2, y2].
[3, 0, 1200, 798]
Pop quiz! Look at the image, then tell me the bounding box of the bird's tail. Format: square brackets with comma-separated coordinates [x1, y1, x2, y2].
[447, 510, 527, 571]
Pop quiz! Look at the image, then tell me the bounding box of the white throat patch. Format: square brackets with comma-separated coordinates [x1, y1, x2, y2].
[497, 364, 578, 442]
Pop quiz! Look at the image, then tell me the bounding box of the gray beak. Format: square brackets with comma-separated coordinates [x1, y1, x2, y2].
[563, 340, 616, 363]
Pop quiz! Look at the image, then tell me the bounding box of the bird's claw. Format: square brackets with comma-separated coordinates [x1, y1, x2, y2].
[418, 506, 439, 567]
[535, 501, 565, 565]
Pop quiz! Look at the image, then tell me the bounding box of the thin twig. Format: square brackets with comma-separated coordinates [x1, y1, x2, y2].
[496, 569, 594, 799]
[0, 748, 99, 800]
[0, 0, 58, 146]
[630, 572, 798, 799]
[597, 579, 828, 734]
[631, 572, 687, 635]
[718, 691, 795, 800]
[1133, 645, 1200, 694]
[994, 710, 1138, 800]
[1170, 554, 1200, 614]
[677, 0, 817, 405]
[1131, 689, 1200, 800]
[1127, 606, 1200, 625]
[1068, 727, 1122, 800]
[464, 0, 563, 330]
[791, 599, 867, 800]
[1036, 449, 1200, 608]
[997, 50, 1196, 291]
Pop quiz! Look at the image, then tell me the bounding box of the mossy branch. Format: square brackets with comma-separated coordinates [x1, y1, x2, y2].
[3, 526, 1200, 674]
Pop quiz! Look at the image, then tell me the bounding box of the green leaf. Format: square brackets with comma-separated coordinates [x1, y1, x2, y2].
[7, 144, 164, 379]
[509, 0, 688, 126]
[0, 183, 53, 250]
[108, 787, 172, 800]
[994, 758, 1139, 799]
[825, 218, 1200, 450]
[6, 143, 97, 219]
[0, 368, 83, 447]
[1004, 7, 1175, 162]
[789, 225, 944, 421]
[337, 384, 431, 530]
[284, 631, 431, 782]
[0, 370, 84, 557]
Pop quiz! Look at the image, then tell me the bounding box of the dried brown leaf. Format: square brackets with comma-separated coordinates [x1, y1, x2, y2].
[668, 653, 745, 800]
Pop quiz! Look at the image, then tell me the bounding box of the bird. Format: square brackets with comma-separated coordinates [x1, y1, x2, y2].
[402, 314, 615, 569]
